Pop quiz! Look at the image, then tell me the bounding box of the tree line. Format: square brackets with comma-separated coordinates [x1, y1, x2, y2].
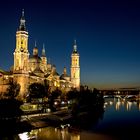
[0, 80, 104, 131]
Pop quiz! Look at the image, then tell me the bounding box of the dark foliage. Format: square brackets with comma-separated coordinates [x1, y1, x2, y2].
[5, 80, 20, 99]
[0, 98, 23, 120]
[48, 88, 62, 112]
[28, 83, 46, 99]
[67, 89, 79, 100]
[0, 119, 32, 137]
[70, 88, 104, 129]
[0, 96, 27, 135]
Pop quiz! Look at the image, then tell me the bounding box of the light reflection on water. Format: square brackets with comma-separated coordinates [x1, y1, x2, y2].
[94, 97, 140, 139]
[18, 98, 140, 140]
[18, 127, 116, 140]
[104, 97, 140, 111]
[18, 127, 80, 140]
[2, 98, 140, 140]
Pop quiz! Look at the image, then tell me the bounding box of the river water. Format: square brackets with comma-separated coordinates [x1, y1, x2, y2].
[1, 97, 140, 140]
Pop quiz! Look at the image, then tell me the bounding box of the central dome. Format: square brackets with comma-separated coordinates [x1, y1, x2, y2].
[29, 55, 41, 63]
[29, 47, 41, 63]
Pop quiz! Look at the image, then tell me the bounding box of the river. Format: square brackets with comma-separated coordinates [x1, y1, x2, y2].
[1, 97, 140, 140]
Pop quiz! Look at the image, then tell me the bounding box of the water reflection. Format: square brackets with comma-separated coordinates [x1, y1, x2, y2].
[138, 102, 140, 111]
[18, 127, 80, 140]
[104, 96, 140, 111]
[19, 132, 28, 140]
[115, 100, 121, 110]
[18, 127, 116, 140]
[2, 97, 140, 140]
[93, 97, 140, 139]
[18, 130, 38, 140]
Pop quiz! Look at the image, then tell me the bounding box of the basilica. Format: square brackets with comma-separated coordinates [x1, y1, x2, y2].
[0, 10, 80, 97]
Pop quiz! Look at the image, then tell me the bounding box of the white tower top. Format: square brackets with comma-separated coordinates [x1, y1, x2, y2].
[42, 43, 46, 57]
[73, 40, 78, 54]
[73, 40, 78, 53]
[19, 9, 26, 31]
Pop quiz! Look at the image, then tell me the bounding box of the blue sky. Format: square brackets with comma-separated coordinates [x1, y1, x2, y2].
[0, 0, 140, 89]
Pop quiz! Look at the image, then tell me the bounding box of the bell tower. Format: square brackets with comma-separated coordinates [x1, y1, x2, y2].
[13, 9, 29, 97]
[71, 40, 80, 90]
[13, 9, 29, 73]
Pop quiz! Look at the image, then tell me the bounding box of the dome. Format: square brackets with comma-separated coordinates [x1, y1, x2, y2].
[60, 67, 70, 80]
[29, 55, 42, 63]
[33, 47, 38, 56]
[30, 46, 41, 63]
[60, 74, 70, 80]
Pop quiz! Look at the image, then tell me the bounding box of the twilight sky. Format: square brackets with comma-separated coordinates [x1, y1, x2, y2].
[0, 0, 140, 89]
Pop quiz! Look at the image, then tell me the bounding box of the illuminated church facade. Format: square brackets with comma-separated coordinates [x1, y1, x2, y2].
[0, 10, 80, 97]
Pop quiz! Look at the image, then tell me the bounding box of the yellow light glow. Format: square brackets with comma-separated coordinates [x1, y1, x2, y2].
[115, 101, 121, 111]
[18, 132, 28, 140]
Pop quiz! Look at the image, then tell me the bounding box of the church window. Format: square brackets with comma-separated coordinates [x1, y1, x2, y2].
[76, 59, 77, 65]
[24, 59, 27, 70]
[17, 60, 19, 67]
[74, 73, 75, 78]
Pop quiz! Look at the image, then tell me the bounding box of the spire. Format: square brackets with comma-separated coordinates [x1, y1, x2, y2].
[35, 40, 37, 48]
[22, 9, 25, 18]
[63, 67, 67, 75]
[19, 9, 26, 31]
[33, 41, 38, 56]
[73, 39, 77, 53]
[42, 43, 46, 57]
[48, 58, 51, 64]
[74, 39, 76, 45]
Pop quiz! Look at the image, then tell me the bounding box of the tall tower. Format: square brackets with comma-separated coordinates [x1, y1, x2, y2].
[13, 9, 29, 97]
[13, 9, 29, 73]
[71, 40, 80, 90]
[41, 44, 47, 72]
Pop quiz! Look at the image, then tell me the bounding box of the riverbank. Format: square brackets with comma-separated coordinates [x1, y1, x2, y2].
[0, 109, 72, 136]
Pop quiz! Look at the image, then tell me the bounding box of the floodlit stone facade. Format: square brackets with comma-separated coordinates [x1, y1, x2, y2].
[0, 10, 80, 97]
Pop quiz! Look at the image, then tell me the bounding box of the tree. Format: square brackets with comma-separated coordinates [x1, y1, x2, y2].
[28, 82, 50, 113]
[5, 80, 20, 99]
[0, 98, 24, 134]
[28, 83, 46, 100]
[48, 88, 62, 112]
[67, 89, 79, 101]
[0, 98, 23, 120]
[0, 81, 23, 124]
[70, 88, 104, 129]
